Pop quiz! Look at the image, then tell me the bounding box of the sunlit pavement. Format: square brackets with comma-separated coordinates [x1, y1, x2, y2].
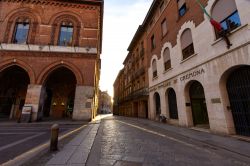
[0, 122, 83, 165]
[86, 116, 250, 166]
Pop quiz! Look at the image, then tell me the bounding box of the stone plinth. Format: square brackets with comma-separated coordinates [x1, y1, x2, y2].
[73, 86, 94, 121]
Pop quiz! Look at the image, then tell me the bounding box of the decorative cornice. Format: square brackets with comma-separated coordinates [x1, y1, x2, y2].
[2, 0, 102, 10]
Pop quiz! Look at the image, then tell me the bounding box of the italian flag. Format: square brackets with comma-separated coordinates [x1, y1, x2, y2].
[195, 0, 222, 32]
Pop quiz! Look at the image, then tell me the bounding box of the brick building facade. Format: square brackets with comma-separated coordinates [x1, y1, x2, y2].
[113, 25, 149, 118]
[0, 0, 103, 121]
[98, 90, 112, 114]
[114, 0, 250, 136]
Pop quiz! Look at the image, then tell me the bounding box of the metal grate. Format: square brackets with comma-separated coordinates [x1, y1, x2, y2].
[227, 67, 250, 136]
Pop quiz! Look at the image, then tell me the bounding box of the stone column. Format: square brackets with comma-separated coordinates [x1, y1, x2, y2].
[24, 84, 43, 122]
[73, 86, 94, 121]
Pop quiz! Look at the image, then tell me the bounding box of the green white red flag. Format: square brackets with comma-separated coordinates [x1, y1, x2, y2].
[195, 0, 222, 32]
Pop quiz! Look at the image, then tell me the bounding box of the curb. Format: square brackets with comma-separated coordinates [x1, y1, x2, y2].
[2, 124, 87, 166]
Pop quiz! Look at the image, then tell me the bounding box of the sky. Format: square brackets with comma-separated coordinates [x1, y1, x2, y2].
[99, 0, 152, 97]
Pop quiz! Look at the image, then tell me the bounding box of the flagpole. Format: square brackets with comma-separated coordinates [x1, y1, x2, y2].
[195, 0, 211, 19]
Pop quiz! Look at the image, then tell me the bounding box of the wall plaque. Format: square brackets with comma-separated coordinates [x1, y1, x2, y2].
[211, 98, 221, 104]
[20, 106, 32, 123]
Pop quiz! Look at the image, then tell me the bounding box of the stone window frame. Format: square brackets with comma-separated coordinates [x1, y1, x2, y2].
[211, 0, 241, 39]
[4, 13, 38, 44]
[50, 15, 81, 46]
[161, 18, 168, 38]
[163, 47, 171, 71]
[180, 28, 194, 60]
[152, 59, 158, 78]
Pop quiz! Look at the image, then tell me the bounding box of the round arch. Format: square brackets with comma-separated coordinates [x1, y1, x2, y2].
[184, 80, 209, 127]
[49, 13, 82, 46]
[165, 88, 178, 120]
[48, 11, 82, 25]
[37, 61, 83, 85]
[3, 8, 41, 43]
[153, 92, 161, 120]
[219, 65, 250, 136]
[0, 59, 35, 84]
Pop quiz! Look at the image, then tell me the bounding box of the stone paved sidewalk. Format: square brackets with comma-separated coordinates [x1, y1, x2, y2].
[46, 122, 100, 166]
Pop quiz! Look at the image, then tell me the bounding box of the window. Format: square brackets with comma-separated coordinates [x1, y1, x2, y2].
[140, 41, 144, 57]
[177, 0, 187, 16]
[212, 0, 241, 37]
[161, 19, 167, 37]
[59, 22, 74, 46]
[159, 1, 165, 12]
[163, 48, 171, 71]
[151, 35, 156, 50]
[181, 29, 194, 60]
[13, 21, 30, 44]
[152, 59, 157, 78]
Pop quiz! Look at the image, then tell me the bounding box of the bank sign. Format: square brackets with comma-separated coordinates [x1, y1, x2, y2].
[180, 68, 205, 82]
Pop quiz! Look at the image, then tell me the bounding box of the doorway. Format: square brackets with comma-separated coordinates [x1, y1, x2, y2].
[189, 81, 209, 126]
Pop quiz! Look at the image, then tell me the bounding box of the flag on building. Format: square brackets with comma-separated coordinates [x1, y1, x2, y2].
[195, 0, 232, 48]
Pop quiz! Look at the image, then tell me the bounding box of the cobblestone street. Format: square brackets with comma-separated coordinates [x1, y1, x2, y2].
[86, 116, 250, 166]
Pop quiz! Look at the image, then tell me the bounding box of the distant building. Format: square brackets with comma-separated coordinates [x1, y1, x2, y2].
[98, 90, 112, 114]
[113, 25, 149, 118]
[114, 0, 250, 137]
[0, 0, 103, 121]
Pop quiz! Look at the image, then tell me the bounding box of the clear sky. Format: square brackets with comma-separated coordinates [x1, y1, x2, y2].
[99, 0, 152, 97]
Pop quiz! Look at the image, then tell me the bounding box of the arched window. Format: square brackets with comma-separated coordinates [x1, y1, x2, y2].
[51, 15, 81, 46]
[181, 29, 194, 60]
[12, 17, 30, 44]
[152, 59, 157, 78]
[212, 0, 241, 37]
[163, 48, 171, 71]
[58, 21, 74, 46]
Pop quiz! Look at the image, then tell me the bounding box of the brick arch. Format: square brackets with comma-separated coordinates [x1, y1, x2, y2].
[37, 61, 83, 85]
[49, 12, 82, 46]
[0, 59, 36, 84]
[3, 8, 41, 44]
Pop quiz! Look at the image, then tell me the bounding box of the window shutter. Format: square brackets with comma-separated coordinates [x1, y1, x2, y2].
[212, 0, 237, 22]
[163, 48, 170, 62]
[181, 29, 193, 49]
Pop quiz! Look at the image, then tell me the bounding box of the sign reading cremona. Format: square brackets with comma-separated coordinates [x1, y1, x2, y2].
[180, 68, 205, 82]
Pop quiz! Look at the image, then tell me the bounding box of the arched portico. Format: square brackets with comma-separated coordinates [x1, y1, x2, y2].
[40, 67, 77, 119]
[0, 65, 30, 120]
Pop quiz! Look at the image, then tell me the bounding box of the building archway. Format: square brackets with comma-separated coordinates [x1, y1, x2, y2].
[226, 66, 250, 136]
[154, 92, 161, 120]
[41, 67, 77, 119]
[189, 81, 209, 127]
[166, 88, 178, 120]
[0, 66, 30, 119]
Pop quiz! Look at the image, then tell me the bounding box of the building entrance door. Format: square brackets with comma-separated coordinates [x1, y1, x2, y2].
[227, 66, 250, 136]
[189, 81, 209, 126]
[42, 67, 76, 119]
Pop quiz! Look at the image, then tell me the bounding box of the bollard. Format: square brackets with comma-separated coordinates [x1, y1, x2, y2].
[50, 124, 59, 151]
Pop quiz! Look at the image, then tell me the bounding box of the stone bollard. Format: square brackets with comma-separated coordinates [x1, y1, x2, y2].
[50, 124, 59, 151]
